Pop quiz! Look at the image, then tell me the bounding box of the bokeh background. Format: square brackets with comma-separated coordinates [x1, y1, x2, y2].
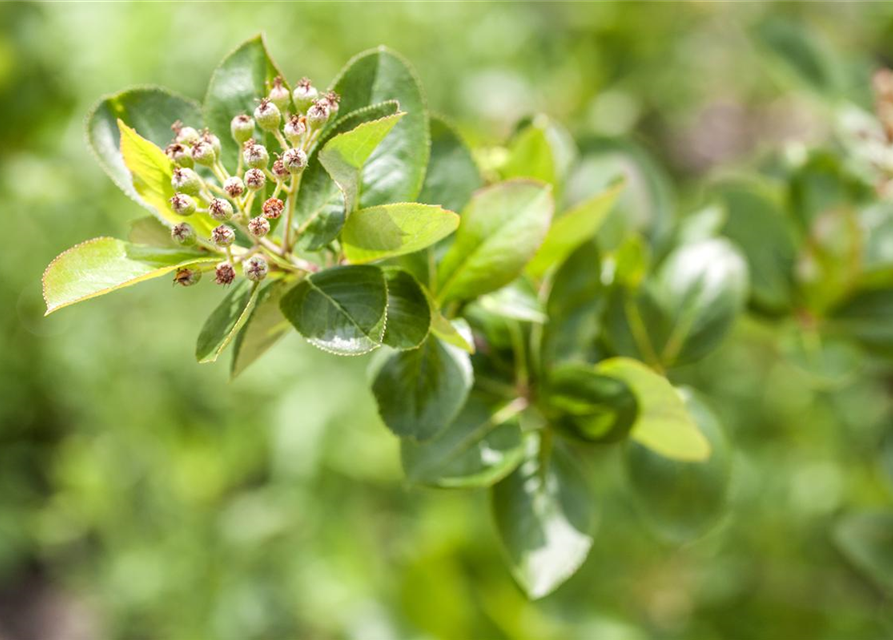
[2, 2, 893, 638]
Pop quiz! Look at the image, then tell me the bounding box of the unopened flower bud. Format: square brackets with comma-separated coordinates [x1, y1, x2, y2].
[292, 77, 318, 111]
[283, 114, 306, 145]
[173, 267, 202, 287]
[254, 98, 281, 132]
[224, 176, 245, 198]
[208, 197, 234, 222]
[307, 101, 330, 126]
[271, 158, 289, 181]
[262, 197, 284, 219]
[282, 148, 307, 173]
[248, 216, 270, 237]
[268, 76, 291, 112]
[191, 139, 216, 166]
[211, 224, 235, 247]
[170, 193, 196, 216]
[242, 140, 269, 169]
[172, 120, 200, 145]
[244, 168, 266, 191]
[203, 131, 222, 157]
[171, 222, 197, 246]
[243, 255, 269, 282]
[171, 167, 201, 195]
[231, 114, 255, 144]
[215, 262, 236, 285]
[165, 143, 194, 167]
[322, 91, 341, 115]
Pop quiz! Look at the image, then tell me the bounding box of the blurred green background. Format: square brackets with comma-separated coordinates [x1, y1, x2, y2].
[2, 2, 893, 638]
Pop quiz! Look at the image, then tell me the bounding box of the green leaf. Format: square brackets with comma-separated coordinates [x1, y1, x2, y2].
[492, 436, 596, 599]
[86, 86, 201, 212]
[203, 34, 287, 168]
[437, 180, 554, 302]
[319, 113, 405, 214]
[196, 280, 262, 364]
[753, 18, 842, 98]
[418, 116, 482, 212]
[477, 281, 547, 323]
[828, 288, 893, 358]
[128, 217, 176, 247]
[596, 358, 710, 461]
[231, 281, 292, 377]
[401, 394, 525, 488]
[625, 391, 731, 542]
[280, 265, 387, 356]
[331, 46, 430, 208]
[342, 203, 459, 264]
[382, 268, 431, 350]
[43, 237, 213, 315]
[834, 511, 893, 593]
[371, 335, 473, 440]
[430, 314, 475, 354]
[501, 121, 557, 190]
[526, 180, 624, 278]
[545, 364, 638, 443]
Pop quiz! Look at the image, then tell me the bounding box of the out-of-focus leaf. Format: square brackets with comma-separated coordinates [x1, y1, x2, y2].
[231, 281, 291, 377]
[196, 280, 261, 364]
[128, 217, 176, 247]
[430, 314, 474, 354]
[753, 18, 842, 98]
[382, 268, 431, 350]
[419, 116, 482, 212]
[834, 511, 893, 593]
[341, 202, 458, 264]
[828, 287, 893, 358]
[477, 280, 546, 323]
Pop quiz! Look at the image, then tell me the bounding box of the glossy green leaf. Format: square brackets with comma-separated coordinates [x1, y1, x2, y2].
[401, 394, 526, 488]
[834, 511, 893, 593]
[203, 35, 287, 168]
[477, 281, 546, 323]
[86, 86, 201, 212]
[625, 392, 731, 542]
[342, 203, 459, 264]
[231, 281, 292, 377]
[418, 116, 482, 212]
[196, 280, 262, 364]
[492, 437, 596, 599]
[596, 358, 710, 461]
[319, 113, 405, 213]
[437, 180, 553, 302]
[382, 268, 431, 350]
[526, 180, 624, 278]
[371, 335, 473, 440]
[280, 265, 388, 356]
[546, 364, 638, 443]
[43, 238, 213, 315]
[332, 46, 430, 207]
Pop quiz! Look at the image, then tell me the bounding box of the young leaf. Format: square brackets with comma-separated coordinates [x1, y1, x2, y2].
[319, 113, 405, 213]
[342, 203, 459, 264]
[231, 281, 292, 377]
[501, 120, 557, 190]
[525, 180, 625, 278]
[834, 511, 893, 593]
[196, 280, 262, 364]
[280, 265, 388, 356]
[401, 394, 525, 488]
[419, 116, 483, 212]
[203, 34, 287, 168]
[437, 180, 554, 302]
[625, 392, 731, 542]
[545, 364, 638, 443]
[43, 238, 213, 315]
[492, 437, 596, 599]
[596, 358, 710, 461]
[430, 314, 475, 354]
[86, 87, 201, 212]
[331, 46, 430, 207]
[371, 335, 473, 441]
[382, 268, 431, 350]
[477, 281, 547, 323]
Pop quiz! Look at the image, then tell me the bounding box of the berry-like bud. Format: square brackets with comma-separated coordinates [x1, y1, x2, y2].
[268, 76, 290, 111]
[282, 148, 307, 173]
[211, 224, 235, 247]
[224, 176, 245, 198]
[208, 197, 234, 222]
[262, 197, 284, 219]
[171, 167, 201, 195]
[203, 131, 222, 157]
[243, 255, 269, 282]
[191, 139, 216, 166]
[254, 98, 281, 132]
[306, 100, 331, 126]
[165, 143, 194, 167]
[292, 77, 318, 111]
[271, 158, 289, 181]
[171, 222, 197, 246]
[173, 267, 202, 287]
[283, 114, 306, 145]
[231, 114, 255, 144]
[244, 168, 266, 191]
[170, 193, 196, 216]
[215, 262, 236, 285]
[172, 120, 200, 145]
[248, 216, 271, 237]
[322, 91, 341, 115]
[242, 140, 269, 169]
